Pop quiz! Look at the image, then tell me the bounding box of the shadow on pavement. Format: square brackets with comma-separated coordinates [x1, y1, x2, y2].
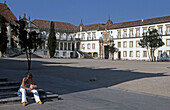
[0, 58, 168, 95]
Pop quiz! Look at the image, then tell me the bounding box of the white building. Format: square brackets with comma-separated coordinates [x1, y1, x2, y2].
[106, 16, 170, 61]
[32, 16, 170, 61]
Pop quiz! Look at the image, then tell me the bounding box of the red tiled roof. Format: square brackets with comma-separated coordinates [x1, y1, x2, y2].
[81, 23, 105, 31]
[109, 16, 170, 29]
[32, 19, 78, 31]
[79, 18, 113, 31]
[0, 3, 17, 23]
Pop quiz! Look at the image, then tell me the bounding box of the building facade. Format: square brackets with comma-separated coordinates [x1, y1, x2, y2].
[32, 16, 170, 61]
[1, 2, 170, 60]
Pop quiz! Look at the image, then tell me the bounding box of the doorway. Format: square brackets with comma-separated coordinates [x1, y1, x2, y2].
[118, 51, 121, 60]
[104, 46, 109, 59]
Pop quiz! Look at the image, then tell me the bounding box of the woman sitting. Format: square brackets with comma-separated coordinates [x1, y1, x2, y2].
[18, 72, 42, 106]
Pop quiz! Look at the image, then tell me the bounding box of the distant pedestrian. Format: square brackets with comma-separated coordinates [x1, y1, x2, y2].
[18, 72, 42, 106]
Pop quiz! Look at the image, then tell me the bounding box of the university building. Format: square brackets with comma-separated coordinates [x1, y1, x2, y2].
[1, 2, 170, 60]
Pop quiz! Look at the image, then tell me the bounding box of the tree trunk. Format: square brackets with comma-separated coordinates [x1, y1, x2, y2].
[147, 47, 151, 61]
[28, 51, 32, 71]
[25, 50, 32, 71]
[150, 48, 154, 62]
[112, 53, 114, 60]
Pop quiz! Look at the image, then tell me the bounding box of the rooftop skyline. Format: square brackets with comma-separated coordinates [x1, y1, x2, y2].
[2, 0, 170, 26]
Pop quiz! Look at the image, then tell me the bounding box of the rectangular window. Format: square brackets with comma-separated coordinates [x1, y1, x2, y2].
[143, 51, 147, 57]
[129, 51, 133, 57]
[63, 52, 66, 56]
[129, 30, 133, 37]
[123, 41, 127, 48]
[136, 41, 140, 47]
[158, 27, 162, 34]
[167, 26, 170, 34]
[123, 31, 127, 38]
[92, 32, 96, 40]
[92, 43, 95, 49]
[143, 29, 147, 35]
[123, 51, 127, 57]
[136, 29, 140, 37]
[117, 31, 121, 38]
[118, 42, 121, 48]
[87, 32, 91, 40]
[129, 41, 133, 47]
[82, 44, 85, 49]
[136, 51, 140, 57]
[87, 43, 91, 49]
[82, 33, 85, 40]
[166, 39, 170, 46]
[158, 50, 162, 57]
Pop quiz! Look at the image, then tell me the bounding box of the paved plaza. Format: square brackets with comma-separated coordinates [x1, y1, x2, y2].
[0, 58, 170, 110]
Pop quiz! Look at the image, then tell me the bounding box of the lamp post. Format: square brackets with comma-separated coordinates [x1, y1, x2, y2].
[99, 37, 103, 59]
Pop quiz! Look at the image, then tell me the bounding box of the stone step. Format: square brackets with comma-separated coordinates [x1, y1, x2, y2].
[0, 89, 46, 99]
[0, 86, 19, 92]
[0, 93, 59, 104]
[0, 92, 18, 99]
[0, 78, 8, 82]
[0, 82, 20, 87]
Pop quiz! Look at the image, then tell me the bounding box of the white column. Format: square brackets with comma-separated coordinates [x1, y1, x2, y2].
[67, 42, 68, 50]
[74, 42, 77, 51]
[63, 42, 64, 50]
[59, 42, 60, 50]
[70, 43, 72, 51]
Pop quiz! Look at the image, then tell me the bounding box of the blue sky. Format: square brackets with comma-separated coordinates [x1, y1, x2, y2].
[3, 0, 170, 26]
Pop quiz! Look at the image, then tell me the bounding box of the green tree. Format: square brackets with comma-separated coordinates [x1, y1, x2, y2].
[0, 16, 7, 56]
[108, 43, 118, 60]
[47, 21, 56, 58]
[138, 28, 165, 61]
[15, 18, 40, 71]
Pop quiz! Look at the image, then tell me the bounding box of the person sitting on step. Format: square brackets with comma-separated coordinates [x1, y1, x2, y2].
[18, 72, 42, 106]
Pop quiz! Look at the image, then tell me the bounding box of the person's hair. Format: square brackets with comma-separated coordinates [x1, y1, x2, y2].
[24, 72, 33, 83]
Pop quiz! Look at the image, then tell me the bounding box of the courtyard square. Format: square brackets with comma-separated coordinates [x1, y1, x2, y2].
[0, 58, 170, 109]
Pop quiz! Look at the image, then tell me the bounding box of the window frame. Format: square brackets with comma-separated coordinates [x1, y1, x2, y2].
[129, 51, 133, 57]
[118, 42, 121, 48]
[123, 41, 127, 48]
[143, 51, 147, 57]
[136, 51, 140, 57]
[166, 39, 170, 46]
[123, 51, 127, 57]
[129, 41, 133, 48]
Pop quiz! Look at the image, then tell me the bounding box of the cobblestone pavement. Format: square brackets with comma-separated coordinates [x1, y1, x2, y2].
[0, 58, 170, 110]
